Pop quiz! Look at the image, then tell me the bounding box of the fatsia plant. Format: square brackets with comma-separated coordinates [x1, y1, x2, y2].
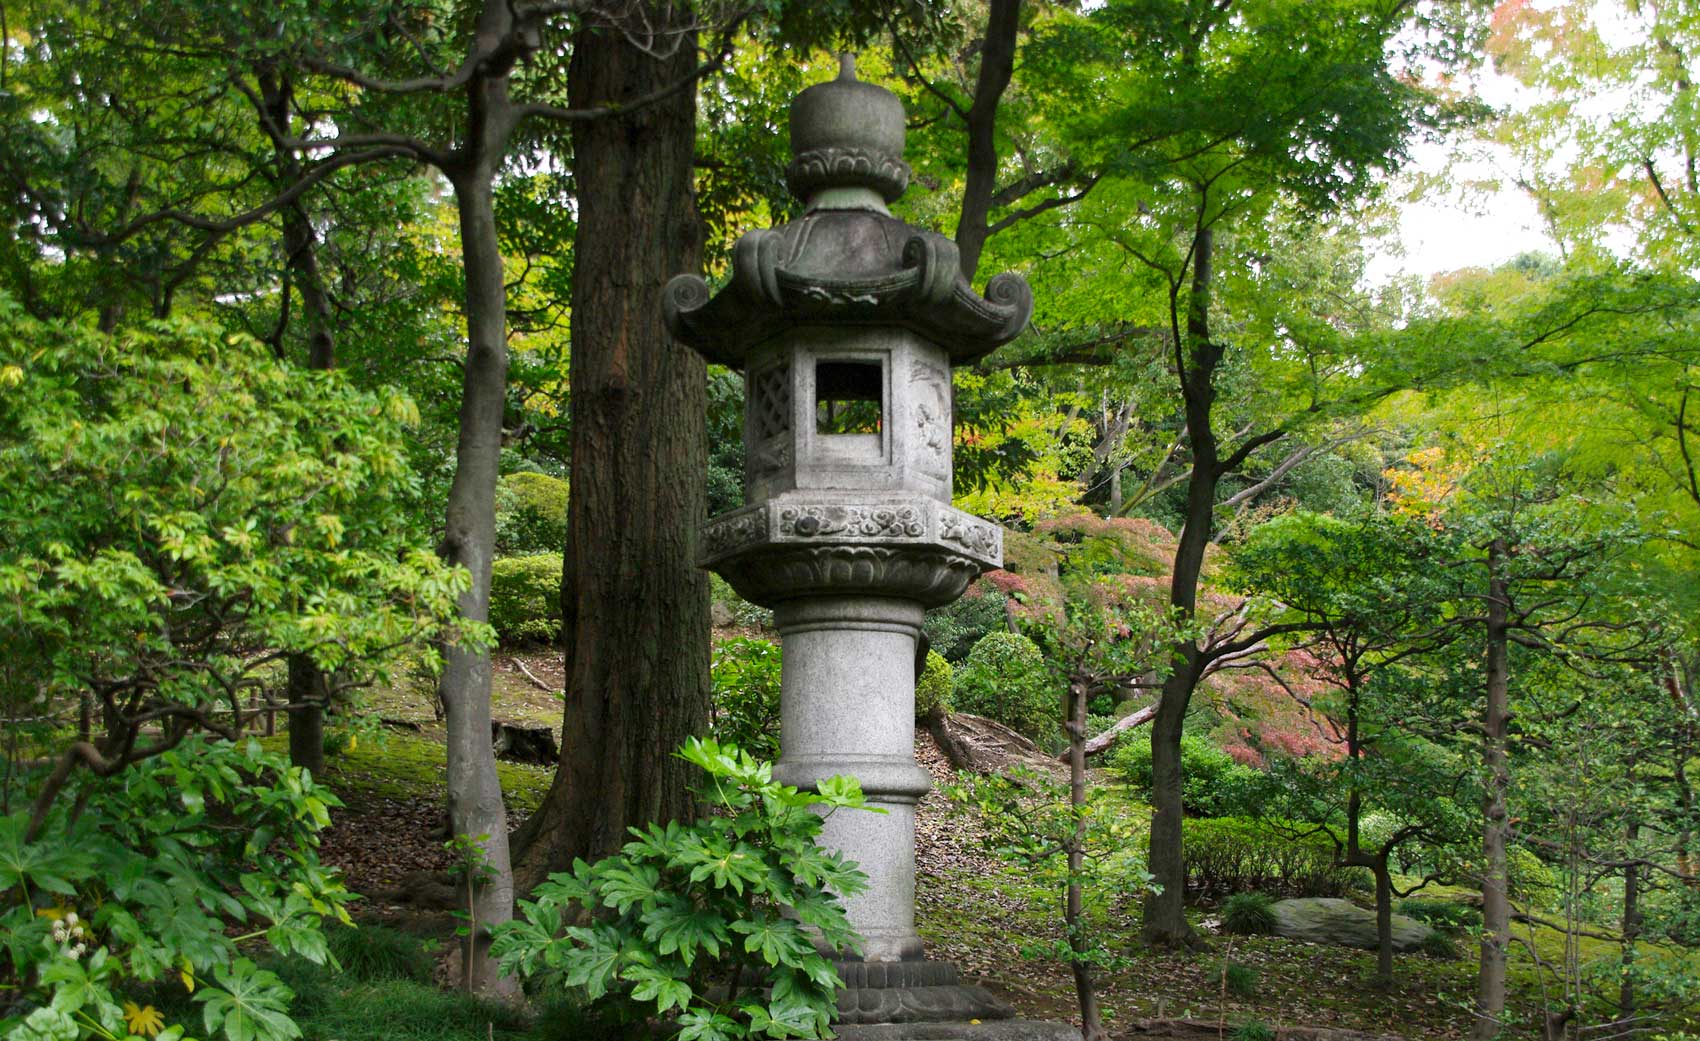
[0, 737, 351, 1041]
[0, 293, 480, 830]
[491, 738, 874, 1041]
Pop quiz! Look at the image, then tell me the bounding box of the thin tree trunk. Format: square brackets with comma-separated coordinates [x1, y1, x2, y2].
[1474, 537, 1512, 1040]
[286, 655, 327, 777]
[261, 66, 340, 776]
[1619, 757, 1641, 1020]
[438, 166, 517, 997]
[510, 8, 710, 892]
[1374, 861, 1394, 984]
[1066, 681, 1108, 1041]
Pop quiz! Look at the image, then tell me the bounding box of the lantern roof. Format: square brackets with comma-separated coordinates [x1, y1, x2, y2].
[663, 54, 1033, 368]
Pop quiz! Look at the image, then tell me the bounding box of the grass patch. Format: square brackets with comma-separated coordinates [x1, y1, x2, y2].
[294, 978, 533, 1041]
[261, 729, 554, 815]
[325, 923, 435, 984]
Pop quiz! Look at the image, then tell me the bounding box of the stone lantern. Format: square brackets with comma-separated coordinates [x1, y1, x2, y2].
[665, 55, 1076, 1040]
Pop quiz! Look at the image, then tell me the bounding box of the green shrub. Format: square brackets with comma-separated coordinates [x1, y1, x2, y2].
[1509, 846, 1560, 907]
[710, 573, 773, 630]
[1222, 960, 1259, 997]
[711, 637, 783, 762]
[1232, 1021, 1277, 1041]
[1419, 929, 1462, 961]
[494, 471, 568, 556]
[1398, 897, 1480, 937]
[493, 738, 873, 1041]
[1184, 817, 1366, 898]
[953, 631, 1058, 743]
[924, 589, 1010, 662]
[916, 650, 953, 719]
[324, 924, 434, 984]
[1107, 733, 1267, 817]
[1221, 891, 1279, 935]
[489, 553, 563, 645]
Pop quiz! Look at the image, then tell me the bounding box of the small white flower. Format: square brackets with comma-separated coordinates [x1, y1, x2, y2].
[64, 912, 77, 926]
[71, 943, 86, 958]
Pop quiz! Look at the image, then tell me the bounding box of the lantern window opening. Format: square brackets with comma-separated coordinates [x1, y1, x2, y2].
[815, 361, 884, 435]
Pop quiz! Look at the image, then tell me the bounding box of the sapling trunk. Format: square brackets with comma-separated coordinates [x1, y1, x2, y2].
[1067, 680, 1108, 1041]
[1474, 538, 1512, 1040]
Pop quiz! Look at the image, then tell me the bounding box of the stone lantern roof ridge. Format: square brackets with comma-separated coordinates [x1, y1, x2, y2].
[663, 58, 1033, 368]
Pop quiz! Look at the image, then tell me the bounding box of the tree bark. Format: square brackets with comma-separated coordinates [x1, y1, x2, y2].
[1619, 758, 1641, 1021]
[1474, 537, 1512, 1040]
[260, 66, 340, 777]
[437, 159, 519, 998]
[1066, 681, 1108, 1041]
[510, 8, 710, 893]
[954, 0, 1021, 280]
[1142, 226, 1219, 948]
[285, 655, 327, 778]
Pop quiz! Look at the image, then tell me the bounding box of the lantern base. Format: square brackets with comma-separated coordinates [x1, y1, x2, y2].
[832, 959, 1014, 1026]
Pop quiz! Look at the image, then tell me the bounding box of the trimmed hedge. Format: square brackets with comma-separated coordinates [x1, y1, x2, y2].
[952, 631, 1058, 743]
[489, 553, 563, 645]
[494, 471, 568, 555]
[1183, 816, 1367, 898]
[916, 650, 953, 719]
[1109, 732, 1267, 818]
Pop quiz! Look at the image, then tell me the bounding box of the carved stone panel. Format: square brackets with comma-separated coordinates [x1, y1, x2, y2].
[908, 362, 950, 480]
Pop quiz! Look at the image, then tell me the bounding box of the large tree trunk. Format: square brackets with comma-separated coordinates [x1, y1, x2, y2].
[1141, 226, 1219, 948]
[510, 9, 710, 893]
[1474, 537, 1512, 1040]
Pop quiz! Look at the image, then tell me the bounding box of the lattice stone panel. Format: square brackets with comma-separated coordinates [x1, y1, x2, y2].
[752, 364, 791, 441]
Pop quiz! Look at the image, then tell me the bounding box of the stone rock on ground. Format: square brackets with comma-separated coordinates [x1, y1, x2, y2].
[1270, 897, 1434, 953]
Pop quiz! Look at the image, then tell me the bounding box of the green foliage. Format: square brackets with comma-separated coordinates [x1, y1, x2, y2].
[1183, 817, 1367, 898]
[1231, 1021, 1277, 1041]
[953, 632, 1059, 743]
[915, 651, 953, 719]
[276, 973, 534, 1041]
[945, 767, 1154, 978]
[709, 574, 772, 630]
[492, 738, 873, 1041]
[1220, 892, 1279, 936]
[489, 554, 564, 646]
[1398, 898, 1480, 938]
[0, 300, 478, 753]
[1419, 929, 1462, 961]
[495, 473, 568, 557]
[710, 638, 783, 763]
[322, 925, 433, 985]
[1108, 734, 1267, 818]
[0, 738, 351, 1041]
[923, 589, 1010, 663]
[1222, 960, 1259, 998]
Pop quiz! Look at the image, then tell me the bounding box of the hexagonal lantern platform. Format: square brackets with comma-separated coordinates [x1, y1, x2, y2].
[664, 55, 1079, 1041]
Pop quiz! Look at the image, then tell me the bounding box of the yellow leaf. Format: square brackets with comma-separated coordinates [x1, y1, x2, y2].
[179, 956, 196, 992]
[123, 1001, 166, 1037]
